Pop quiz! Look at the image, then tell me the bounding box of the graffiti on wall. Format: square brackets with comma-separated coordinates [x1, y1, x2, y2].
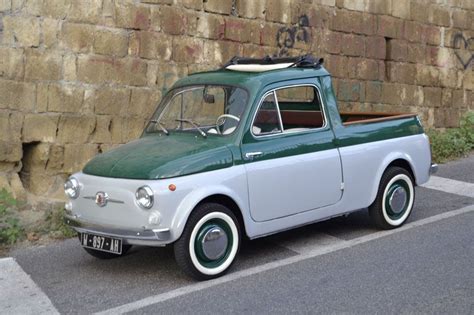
[276, 15, 310, 57]
[453, 33, 473, 70]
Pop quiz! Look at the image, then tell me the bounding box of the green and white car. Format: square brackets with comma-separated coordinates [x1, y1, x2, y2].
[64, 55, 437, 280]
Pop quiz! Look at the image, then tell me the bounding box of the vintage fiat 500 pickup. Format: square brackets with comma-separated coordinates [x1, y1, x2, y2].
[64, 55, 437, 280]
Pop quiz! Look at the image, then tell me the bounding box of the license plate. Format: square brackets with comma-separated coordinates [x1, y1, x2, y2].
[80, 233, 122, 255]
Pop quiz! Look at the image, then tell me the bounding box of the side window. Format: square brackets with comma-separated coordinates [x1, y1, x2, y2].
[252, 92, 282, 136]
[275, 86, 325, 130]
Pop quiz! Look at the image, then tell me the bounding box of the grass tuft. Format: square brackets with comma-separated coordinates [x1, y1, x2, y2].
[428, 111, 474, 163]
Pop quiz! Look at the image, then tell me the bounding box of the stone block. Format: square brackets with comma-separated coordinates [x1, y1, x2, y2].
[407, 43, 425, 64]
[37, 0, 69, 19]
[60, 23, 95, 53]
[387, 39, 408, 61]
[365, 36, 386, 60]
[391, 0, 410, 19]
[365, 81, 383, 103]
[387, 62, 416, 84]
[430, 6, 450, 27]
[366, 0, 391, 15]
[204, 0, 232, 15]
[63, 144, 98, 173]
[0, 0, 11, 11]
[36, 83, 49, 112]
[57, 115, 96, 144]
[225, 17, 252, 43]
[323, 30, 342, 54]
[415, 65, 439, 87]
[63, 54, 77, 81]
[122, 118, 147, 142]
[85, 87, 130, 115]
[420, 25, 441, 46]
[181, 0, 202, 10]
[155, 63, 188, 93]
[25, 50, 62, 81]
[403, 21, 422, 43]
[172, 37, 204, 63]
[0, 112, 23, 142]
[266, 0, 291, 23]
[203, 41, 242, 65]
[337, 80, 364, 102]
[45, 145, 64, 172]
[161, 5, 187, 35]
[354, 58, 380, 81]
[127, 88, 161, 118]
[0, 47, 24, 80]
[452, 10, 469, 29]
[77, 56, 148, 86]
[137, 31, 172, 60]
[237, 0, 265, 19]
[2, 16, 40, 47]
[142, 0, 174, 4]
[42, 18, 61, 49]
[93, 29, 129, 57]
[341, 34, 365, 57]
[91, 115, 112, 143]
[0, 79, 35, 111]
[342, 0, 364, 11]
[23, 114, 59, 143]
[259, 23, 280, 47]
[423, 87, 442, 107]
[196, 13, 225, 40]
[115, 3, 150, 30]
[377, 15, 403, 39]
[69, 0, 103, 23]
[382, 83, 404, 105]
[0, 141, 22, 162]
[48, 84, 84, 113]
[410, 2, 430, 23]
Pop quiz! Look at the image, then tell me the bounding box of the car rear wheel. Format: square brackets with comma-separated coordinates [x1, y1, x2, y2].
[369, 166, 415, 230]
[174, 203, 241, 280]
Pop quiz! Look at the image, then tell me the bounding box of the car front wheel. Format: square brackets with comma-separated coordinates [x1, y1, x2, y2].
[174, 203, 241, 280]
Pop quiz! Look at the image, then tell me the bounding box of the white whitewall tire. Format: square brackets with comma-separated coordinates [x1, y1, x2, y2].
[174, 203, 241, 280]
[369, 166, 415, 230]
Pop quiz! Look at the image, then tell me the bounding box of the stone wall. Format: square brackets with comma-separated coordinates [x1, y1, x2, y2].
[0, 0, 473, 202]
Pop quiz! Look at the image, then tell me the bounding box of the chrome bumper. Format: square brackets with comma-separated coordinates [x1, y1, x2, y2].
[430, 163, 438, 175]
[64, 214, 172, 246]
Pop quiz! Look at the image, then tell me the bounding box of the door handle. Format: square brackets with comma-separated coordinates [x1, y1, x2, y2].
[245, 151, 263, 159]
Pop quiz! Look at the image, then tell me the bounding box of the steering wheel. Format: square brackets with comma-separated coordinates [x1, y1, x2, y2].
[216, 114, 240, 134]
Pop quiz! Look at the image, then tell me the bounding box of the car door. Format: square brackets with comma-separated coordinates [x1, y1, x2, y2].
[241, 82, 343, 222]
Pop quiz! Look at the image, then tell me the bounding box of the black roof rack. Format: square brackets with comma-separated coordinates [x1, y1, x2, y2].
[222, 54, 324, 69]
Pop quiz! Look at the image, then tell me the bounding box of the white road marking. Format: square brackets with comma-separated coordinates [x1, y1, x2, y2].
[422, 176, 474, 198]
[96, 204, 474, 315]
[274, 231, 344, 254]
[0, 257, 59, 314]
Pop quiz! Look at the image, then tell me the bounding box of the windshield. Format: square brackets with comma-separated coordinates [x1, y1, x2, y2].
[145, 85, 248, 136]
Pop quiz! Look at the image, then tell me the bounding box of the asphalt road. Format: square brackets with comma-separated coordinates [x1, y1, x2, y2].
[5, 154, 474, 314]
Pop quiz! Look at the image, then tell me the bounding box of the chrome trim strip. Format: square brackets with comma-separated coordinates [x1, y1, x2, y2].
[83, 196, 125, 204]
[250, 83, 329, 139]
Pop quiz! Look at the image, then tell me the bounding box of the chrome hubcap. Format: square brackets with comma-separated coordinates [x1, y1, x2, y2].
[389, 186, 407, 214]
[201, 227, 228, 260]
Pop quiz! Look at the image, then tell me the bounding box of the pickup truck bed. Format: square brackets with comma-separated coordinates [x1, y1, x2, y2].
[341, 112, 417, 125]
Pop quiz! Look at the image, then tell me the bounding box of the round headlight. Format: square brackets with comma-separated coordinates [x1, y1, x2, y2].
[136, 186, 154, 209]
[64, 177, 79, 199]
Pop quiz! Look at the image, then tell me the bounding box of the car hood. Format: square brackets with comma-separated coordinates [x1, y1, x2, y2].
[82, 133, 234, 179]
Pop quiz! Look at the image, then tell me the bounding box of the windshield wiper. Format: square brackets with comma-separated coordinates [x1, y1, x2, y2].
[175, 119, 207, 138]
[149, 120, 169, 135]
